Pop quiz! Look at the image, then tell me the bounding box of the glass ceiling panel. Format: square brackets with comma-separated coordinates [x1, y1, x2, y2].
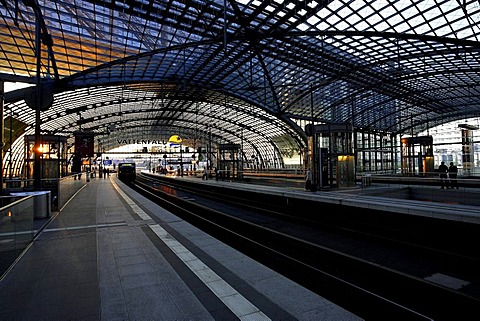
[1, 0, 480, 167]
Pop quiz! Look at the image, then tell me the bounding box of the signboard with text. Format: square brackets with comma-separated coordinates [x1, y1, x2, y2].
[74, 131, 95, 158]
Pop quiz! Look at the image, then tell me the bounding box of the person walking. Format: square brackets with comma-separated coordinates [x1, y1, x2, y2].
[448, 162, 459, 189]
[438, 161, 449, 189]
[305, 168, 312, 191]
[202, 167, 208, 180]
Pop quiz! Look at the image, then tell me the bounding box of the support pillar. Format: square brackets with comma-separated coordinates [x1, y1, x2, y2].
[0, 79, 4, 195]
[34, 16, 42, 191]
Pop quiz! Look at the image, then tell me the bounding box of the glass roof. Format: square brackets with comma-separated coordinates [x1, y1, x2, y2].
[1, 0, 480, 162]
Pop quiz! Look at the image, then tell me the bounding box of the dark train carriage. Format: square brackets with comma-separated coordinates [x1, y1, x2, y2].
[117, 162, 136, 182]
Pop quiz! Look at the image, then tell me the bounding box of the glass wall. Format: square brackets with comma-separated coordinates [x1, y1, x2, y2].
[0, 196, 35, 277]
[354, 129, 396, 174]
[420, 118, 480, 176]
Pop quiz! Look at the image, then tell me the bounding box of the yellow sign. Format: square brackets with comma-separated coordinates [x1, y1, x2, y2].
[168, 135, 182, 143]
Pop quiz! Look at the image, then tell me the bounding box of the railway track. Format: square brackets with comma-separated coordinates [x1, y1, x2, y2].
[129, 173, 480, 321]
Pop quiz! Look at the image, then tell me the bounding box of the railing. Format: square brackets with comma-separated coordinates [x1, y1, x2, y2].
[0, 174, 88, 278]
[57, 175, 86, 210]
[0, 196, 35, 277]
[243, 168, 305, 175]
[3, 174, 86, 211]
[219, 170, 480, 206]
[357, 173, 480, 206]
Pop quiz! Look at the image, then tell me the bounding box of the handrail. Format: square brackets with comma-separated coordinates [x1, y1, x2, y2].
[0, 195, 34, 210]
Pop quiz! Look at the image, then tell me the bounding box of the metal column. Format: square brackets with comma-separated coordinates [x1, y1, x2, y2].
[0, 79, 4, 195]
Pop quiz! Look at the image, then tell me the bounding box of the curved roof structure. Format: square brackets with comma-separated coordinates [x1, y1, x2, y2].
[1, 0, 480, 169]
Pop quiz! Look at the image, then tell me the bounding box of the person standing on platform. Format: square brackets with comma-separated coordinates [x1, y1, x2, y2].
[438, 161, 449, 189]
[305, 168, 312, 191]
[202, 167, 208, 180]
[448, 162, 459, 189]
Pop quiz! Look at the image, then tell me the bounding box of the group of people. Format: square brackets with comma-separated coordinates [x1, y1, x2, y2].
[438, 161, 459, 189]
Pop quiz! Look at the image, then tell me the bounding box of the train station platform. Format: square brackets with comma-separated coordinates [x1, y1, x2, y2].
[153, 171, 480, 225]
[0, 175, 363, 321]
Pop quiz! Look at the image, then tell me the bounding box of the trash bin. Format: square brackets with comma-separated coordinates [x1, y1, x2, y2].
[10, 191, 51, 218]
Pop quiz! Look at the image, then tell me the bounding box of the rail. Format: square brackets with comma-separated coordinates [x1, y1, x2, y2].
[132, 173, 480, 320]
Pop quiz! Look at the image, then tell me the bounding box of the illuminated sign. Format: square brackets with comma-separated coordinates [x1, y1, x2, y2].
[168, 135, 182, 143]
[168, 135, 182, 147]
[116, 139, 166, 144]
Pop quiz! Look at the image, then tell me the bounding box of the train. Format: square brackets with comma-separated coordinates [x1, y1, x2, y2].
[117, 162, 136, 182]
